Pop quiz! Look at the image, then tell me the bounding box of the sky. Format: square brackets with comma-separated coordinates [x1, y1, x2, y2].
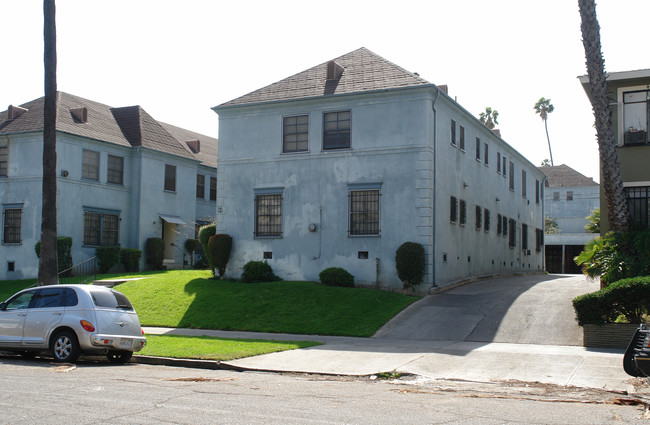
[1, 0, 648, 183]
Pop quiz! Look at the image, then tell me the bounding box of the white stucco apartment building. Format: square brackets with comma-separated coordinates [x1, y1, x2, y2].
[213, 48, 545, 292]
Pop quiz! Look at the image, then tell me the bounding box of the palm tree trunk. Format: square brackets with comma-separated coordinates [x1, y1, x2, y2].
[39, 0, 58, 285]
[578, 0, 630, 233]
[544, 119, 554, 166]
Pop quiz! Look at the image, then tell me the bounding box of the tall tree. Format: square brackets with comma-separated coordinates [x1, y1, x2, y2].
[578, 0, 630, 233]
[39, 0, 58, 285]
[479, 107, 499, 129]
[534, 97, 555, 166]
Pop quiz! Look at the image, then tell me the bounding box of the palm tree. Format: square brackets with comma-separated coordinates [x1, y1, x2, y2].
[479, 107, 499, 129]
[540, 159, 552, 167]
[578, 0, 630, 233]
[39, 0, 58, 285]
[534, 97, 555, 166]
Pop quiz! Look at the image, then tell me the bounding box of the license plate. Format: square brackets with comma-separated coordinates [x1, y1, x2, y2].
[119, 338, 132, 349]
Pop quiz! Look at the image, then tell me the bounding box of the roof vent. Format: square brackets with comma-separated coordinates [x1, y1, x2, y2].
[70, 107, 88, 123]
[186, 139, 200, 153]
[438, 85, 448, 94]
[7, 105, 28, 120]
[326, 61, 344, 80]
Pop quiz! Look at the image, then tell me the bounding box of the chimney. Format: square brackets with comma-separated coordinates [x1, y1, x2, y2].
[186, 139, 200, 153]
[491, 129, 501, 138]
[7, 105, 28, 120]
[437, 85, 448, 94]
[70, 107, 88, 123]
[326, 60, 344, 80]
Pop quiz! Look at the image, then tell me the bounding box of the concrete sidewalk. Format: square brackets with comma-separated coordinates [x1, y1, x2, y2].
[142, 327, 638, 393]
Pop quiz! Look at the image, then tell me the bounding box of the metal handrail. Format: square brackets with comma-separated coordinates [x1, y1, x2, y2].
[57, 256, 98, 285]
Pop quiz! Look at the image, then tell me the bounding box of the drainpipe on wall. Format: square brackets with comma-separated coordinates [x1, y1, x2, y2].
[312, 205, 323, 260]
[429, 87, 440, 293]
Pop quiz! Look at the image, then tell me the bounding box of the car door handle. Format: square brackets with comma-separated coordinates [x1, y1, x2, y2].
[53, 311, 63, 316]
[17, 313, 27, 317]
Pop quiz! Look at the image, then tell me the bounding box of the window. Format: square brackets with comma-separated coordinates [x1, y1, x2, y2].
[622, 89, 649, 145]
[450, 120, 457, 146]
[553, 191, 560, 201]
[509, 161, 515, 191]
[349, 189, 380, 236]
[625, 186, 650, 227]
[2, 207, 22, 244]
[255, 192, 283, 237]
[323, 111, 350, 149]
[536, 228, 544, 252]
[107, 155, 123, 185]
[502, 155, 507, 178]
[508, 218, 516, 248]
[210, 177, 217, 201]
[82, 149, 99, 180]
[475, 138, 481, 161]
[450, 196, 458, 223]
[497, 152, 501, 174]
[283, 115, 309, 153]
[475, 205, 482, 230]
[536, 180, 540, 204]
[497, 213, 502, 235]
[196, 174, 205, 199]
[484, 208, 490, 232]
[484, 143, 489, 166]
[0, 144, 7, 177]
[83, 210, 119, 246]
[459, 199, 467, 226]
[522, 223, 528, 250]
[459, 126, 465, 151]
[164, 164, 176, 192]
[566, 191, 574, 201]
[502, 215, 508, 238]
[521, 170, 527, 198]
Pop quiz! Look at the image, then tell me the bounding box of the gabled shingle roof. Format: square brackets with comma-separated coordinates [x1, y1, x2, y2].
[538, 164, 599, 187]
[217, 47, 432, 108]
[0, 92, 217, 166]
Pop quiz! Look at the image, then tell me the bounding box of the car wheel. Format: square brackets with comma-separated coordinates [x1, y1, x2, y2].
[51, 331, 81, 363]
[106, 350, 133, 363]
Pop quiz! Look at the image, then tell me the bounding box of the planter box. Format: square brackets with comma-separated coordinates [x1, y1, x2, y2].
[583, 323, 640, 349]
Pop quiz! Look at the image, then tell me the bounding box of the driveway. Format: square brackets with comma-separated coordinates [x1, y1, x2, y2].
[373, 274, 598, 346]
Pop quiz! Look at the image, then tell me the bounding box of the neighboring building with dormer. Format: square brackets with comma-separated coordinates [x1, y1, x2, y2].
[213, 48, 545, 292]
[0, 92, 217, 279]
[539, 164, 599, 273]
[579, 69, 650, 232]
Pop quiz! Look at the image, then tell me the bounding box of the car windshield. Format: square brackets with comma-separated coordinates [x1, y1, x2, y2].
[90, 289, 134, 311]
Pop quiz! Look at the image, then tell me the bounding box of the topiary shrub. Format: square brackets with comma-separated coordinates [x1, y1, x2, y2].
[95, 246, 121, 274]
[120, 248, 142, 272]
[319, 267, 355, 287]
[198, 223, 216, 271]
[145, 238, 165, 270]
[573, 276, 650, 325]
[240, 260, 277, 283]
[207, 234, 232, 279]
[184, 239, 200, 267]
[395, 242, 426, 289]
[35, 236, 73, 275]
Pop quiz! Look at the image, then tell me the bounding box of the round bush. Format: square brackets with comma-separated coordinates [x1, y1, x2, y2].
[241, 261, 277, 283]
[208, 234, 232, 278]
[395, 242, 426, 289]
[319, 267, 354, 287]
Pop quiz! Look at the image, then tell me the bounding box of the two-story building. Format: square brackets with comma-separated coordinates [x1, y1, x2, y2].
[213, 48, 545, 292]
[539, 164, 599, 273]
[579, 69, 650, 232]
[0, 92, 217, 280]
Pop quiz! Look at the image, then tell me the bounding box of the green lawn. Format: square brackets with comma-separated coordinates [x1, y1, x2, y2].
[113, 270, 420, 337]
[0, 279, 37, 301]
[140, 334, 321, 361]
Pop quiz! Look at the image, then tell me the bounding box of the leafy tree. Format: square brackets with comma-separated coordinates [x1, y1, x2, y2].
[534, 97, 555, 166]
[545, 217, 560, 235]
[38, 0, 58, 285]
[479, 107, 499, 130]
[578, 0, 630, 233]
[585, 208, 600, 234]
[540, 159, 552, 167]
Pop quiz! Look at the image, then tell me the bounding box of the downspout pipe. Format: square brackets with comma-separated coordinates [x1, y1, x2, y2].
[429, 87, 440, 293]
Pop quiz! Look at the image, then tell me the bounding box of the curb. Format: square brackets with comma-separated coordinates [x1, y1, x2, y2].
[132, 355, 247, 372]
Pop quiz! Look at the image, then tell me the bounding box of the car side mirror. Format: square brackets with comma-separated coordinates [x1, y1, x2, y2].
[0, 302, 6, 311]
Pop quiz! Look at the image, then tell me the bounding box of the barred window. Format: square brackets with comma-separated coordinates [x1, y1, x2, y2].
[484, 143, 489, 166]
[475, 137, 481, 161]
[459, 199, 467, 226]
[450, 196, 458, 223]
[459, 126, 465, 151]
[349, 189, 380, 236]
[509, 161, 515, 191]
[196, 174, 205, 199]
[107, 155, 124, 185]
[323, 111, 350, 150]
[83, 210, 119, 246]
[450, 120, 457, 146]
[522, 170, 527, 198]
[497, 152, 501, 174]
[536, 228, 544, 252]
[3, 208, 22, 244]
[484, 208, 490, 232]
[475, 205, 482, 230]
[82, 149, 99, 180]
[502, 155, 507, 178]
[502, 215, 508, 238]
[255, 193, 283, 237]
[497, 213, 502, 235]
[164, 164, 176, 192]
[522, 223, 528, 250]
[509, 218, 516, 248]
[283, 115, 309, 153]
[0, 145, 7, 177]
[625, 186, 650, 227]
[210, 177, 217, 201]
[536, 180, 540, 204]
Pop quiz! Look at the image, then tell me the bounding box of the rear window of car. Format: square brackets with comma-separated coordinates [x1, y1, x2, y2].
[90, 289, 134, 311]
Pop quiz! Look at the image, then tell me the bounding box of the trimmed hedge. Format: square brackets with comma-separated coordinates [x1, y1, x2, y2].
[95, 246, 121, 274]
[573, 276, 650, 325]
[319, 267, 355, 287]
[34, 236, 73, 275]
[145, 238, 165, 270]
[198, 224, 216, 271]
[120, 248, 142, 272]
[184, 239, 200, 267]
[208, 234, 232, 279]
[241, 261, 277, 283]
[395, 242, 425, 289]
